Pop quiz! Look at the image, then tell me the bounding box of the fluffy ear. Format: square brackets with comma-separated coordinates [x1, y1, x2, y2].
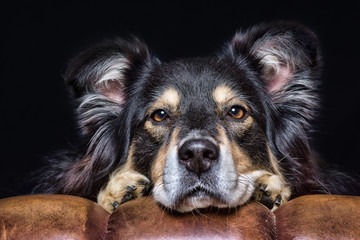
[65, 37, 157, 135]
[226, 21, 321, 126]
[229, 22, 320, 92]
[66, 37, 152, 102]
[58, 37, 158, 197]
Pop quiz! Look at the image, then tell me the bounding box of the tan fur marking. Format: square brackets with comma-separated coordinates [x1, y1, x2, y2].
[267, 144, 282, 175]
[151, 145, 167, 188]
[144, 121, 168, 141]
[160, 88, 180, 107]
[228, 115, 254, 135]
[216, 125, 254, 173]
[231, 143, 255, 173]
[213, 84, 237, 104]
[151, 128, 180, 188]
[147, 88, 180, 116]
[241, 115, 254, 129]
[97, 142, 150, 213]
[250, 146, 291, 211]
[254, 173, 291, 211]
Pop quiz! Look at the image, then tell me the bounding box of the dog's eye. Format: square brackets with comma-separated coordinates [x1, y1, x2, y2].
[228, 106, 246, 119]
[151, 109, 169, 122]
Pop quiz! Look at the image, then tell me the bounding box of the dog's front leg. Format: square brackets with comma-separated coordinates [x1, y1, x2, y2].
[253, 173, 291, 211]
[97, 166, 150, 213]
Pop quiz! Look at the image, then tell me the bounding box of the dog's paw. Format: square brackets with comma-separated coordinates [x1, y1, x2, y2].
[253, 174, 291, 211]
[97, 170, 150, 213]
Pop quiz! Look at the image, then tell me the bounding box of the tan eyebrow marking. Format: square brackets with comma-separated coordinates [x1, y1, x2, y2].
[212, 84, 237, 104]
[213, 84, 250, 113]
[160, 88, 180, 107]
[147, 88, 180, 115]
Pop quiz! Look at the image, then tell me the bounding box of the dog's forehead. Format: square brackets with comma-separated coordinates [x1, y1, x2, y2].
[148, 58, 247, 108]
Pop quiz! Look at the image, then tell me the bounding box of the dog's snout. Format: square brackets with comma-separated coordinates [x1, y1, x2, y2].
[178, 139, 219, 175]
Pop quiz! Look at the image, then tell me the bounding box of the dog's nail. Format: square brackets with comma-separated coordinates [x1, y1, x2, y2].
[126, 185, 137, 192]
[275, 195, 282, 205]
[259, 184, 267, 192]
[138, 179, 149, 186]
[120, 193, 136, 204]
[260, 194, 274, 210]
[112, 201, 120, 209]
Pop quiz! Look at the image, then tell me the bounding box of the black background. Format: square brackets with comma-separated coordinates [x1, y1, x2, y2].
[1, 1, 359, 198]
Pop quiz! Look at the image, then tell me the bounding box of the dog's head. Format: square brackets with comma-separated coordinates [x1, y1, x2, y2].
[65, 22, 320, 211]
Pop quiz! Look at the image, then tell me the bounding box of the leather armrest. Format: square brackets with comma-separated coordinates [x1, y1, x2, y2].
[0, 195, 109, 240]
[107, 197, 275, 239]
[1, 194, 360, 239]
[275, 195, 360, 239]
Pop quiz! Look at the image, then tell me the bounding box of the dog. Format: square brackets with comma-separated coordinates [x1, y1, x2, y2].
[34, 21, 359, 213]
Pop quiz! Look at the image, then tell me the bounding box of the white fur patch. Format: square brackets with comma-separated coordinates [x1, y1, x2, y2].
[96, 58, 129, 85]
[251, 34, 295, 92]
[95, 58, 129, 104]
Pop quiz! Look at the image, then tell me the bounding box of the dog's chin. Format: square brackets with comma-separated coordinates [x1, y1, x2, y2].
[169, 188, 230, 213]
[153, 173, 258, 212]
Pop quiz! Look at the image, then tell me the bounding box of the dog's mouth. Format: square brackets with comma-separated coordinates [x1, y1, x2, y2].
[184, 186, 216, 198]
[173, 186, 228, 212]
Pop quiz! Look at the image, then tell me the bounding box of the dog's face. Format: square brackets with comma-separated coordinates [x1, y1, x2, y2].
[65, 22, 320, 211]
[128, 59, 277, 211]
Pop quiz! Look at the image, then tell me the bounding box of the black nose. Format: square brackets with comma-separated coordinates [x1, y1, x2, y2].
[178, 139, 219, 176]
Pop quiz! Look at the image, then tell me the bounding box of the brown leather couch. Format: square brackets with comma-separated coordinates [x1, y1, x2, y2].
[0, 194, 359, 239]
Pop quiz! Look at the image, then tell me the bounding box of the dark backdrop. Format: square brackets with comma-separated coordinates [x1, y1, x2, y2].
[1, 1, 359, 198]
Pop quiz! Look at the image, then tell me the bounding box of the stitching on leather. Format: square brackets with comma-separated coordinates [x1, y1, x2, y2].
[272, 210, 278, 240]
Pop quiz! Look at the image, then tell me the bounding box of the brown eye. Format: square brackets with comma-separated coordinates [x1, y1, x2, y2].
[151, 109, 168, 122]
[228, 106, 246, 119]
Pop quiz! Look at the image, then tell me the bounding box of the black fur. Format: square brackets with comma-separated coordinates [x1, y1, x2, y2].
[34, 21, 359, 202]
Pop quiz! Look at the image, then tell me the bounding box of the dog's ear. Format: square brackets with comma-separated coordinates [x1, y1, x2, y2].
[60, 38, 158, 197]
[227, 21, 320, 94]
[66, 37, 151, 103]
[225, 21, 320, 126]
[65, 37, 157, 135]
